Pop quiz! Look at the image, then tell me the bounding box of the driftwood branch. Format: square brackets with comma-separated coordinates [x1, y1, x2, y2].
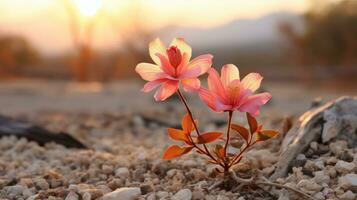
[255, 181, 317, 200]
[0, 116, 86, 148]
[270, 96, 357, 180]
[230, 170, 317, 200]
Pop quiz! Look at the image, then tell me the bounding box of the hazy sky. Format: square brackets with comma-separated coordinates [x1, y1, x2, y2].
[0, 0, 309, 54]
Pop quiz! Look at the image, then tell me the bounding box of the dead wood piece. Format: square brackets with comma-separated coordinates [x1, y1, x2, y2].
[270, 96, 357, 181]
[0, 115, 86, 148]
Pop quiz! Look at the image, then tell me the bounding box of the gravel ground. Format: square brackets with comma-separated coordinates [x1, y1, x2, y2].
[0, 80, 356, 200]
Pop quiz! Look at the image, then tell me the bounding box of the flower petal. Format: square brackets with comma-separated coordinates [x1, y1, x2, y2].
[239, 92, 272, 116]
[149, 38, 167, 65]
[226, 79, 241, 106]
[207, 68, 227, 103]
[170, 38, 192, 63]
[199, 88, 218, 111]
[142, 79, 165, 92]
[221, 64, 240, 87]
[156, 53, 175, 77]
[179, 67, 201, 79]
[182, 78, 201, 92]
[135, 63, 164, 81]
[154, 80, 179, 101]
[199, 88, 230, 112]
[241, 73, 263, 93]
[181, 54, 213, 75]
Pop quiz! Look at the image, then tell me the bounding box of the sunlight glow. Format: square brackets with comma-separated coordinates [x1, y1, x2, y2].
[72, 0, 102, 16]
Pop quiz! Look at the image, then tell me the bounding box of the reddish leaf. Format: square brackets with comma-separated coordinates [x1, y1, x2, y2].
[197, 132, 223, 144]
[181, 113, 194, 133]
[162, 145, 193, 160]
[219, 148, 225, 158]
[214, 144, 225, 159]
[257, 124, 263, 132]
[261, 130, 279, 137]
[167, 128, 190, 143]
[231, 123, 250, 143]
[257, 130, 279, 141]
[246, 113, 258, 133]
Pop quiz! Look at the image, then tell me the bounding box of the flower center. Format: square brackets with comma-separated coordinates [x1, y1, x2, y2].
[166, 46, 182, 69]
[227, 85, 241, 105]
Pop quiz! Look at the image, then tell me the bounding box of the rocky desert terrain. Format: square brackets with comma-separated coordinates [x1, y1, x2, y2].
[0, 80, 356, 200]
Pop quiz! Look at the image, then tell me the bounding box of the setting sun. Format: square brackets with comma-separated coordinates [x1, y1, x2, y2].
[72, 0, 102, 16]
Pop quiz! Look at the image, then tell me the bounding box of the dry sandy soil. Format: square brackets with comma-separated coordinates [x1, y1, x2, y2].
[0, 80, 356, 200]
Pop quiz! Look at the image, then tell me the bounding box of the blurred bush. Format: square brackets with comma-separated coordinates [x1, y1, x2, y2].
[280, 0, 357, 79]
[0, 35, 40, 78]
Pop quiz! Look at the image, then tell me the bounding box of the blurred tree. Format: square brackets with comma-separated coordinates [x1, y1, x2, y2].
[62, 0, 101, 82]
[0, 35, 40, 77]
[280, 0, 357, 78]
[107, 0, 155, 80]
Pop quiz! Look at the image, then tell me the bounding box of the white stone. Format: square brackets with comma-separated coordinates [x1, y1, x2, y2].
[296, 154, 306, 161]
[246, 149, 277, 168]
[183, 160, 197, 168]
[322, 188, 333, 196]
[69, 184, 78, 192]
[156, 191, 169, 198]
[5, 185, 24, 196]
[102, 165, 114, 174]
[313, 171, 330, 184]
[172, 189, 192, 200]
[27, 195, 39, 200]
[338, 190, 356, 200]
[335, 160, 355, 174]
[22, 187, 33, 198]
[133, 115, 144, 127]
[277, 189, 290, 200]
[354, 153, 357, 166]
[310, 142, 318, 151]
[34, 178, 49, 190]
[115, 167, 130, 179]
[217, 195, 230, 200]
[329, 140, 348, 156]
[339, 174, 357, 191]
[297, 179, 322, 192]
[82, 192, 91, 200]
[315, 160, 325, 170]
[166, 169, 177, 178]
[146, 193, 156, 200]
[204, 195, 217, 200]
[102, 187, 141, 200]
[65, 192, 79, 200]
[313, 192, 325, 200]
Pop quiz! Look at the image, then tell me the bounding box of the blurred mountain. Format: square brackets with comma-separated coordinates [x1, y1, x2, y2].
[164, 12, 304, 50]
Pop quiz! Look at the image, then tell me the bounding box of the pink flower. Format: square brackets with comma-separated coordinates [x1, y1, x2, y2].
[136, 38, 213, 101]
[199, 64, 271, 116]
